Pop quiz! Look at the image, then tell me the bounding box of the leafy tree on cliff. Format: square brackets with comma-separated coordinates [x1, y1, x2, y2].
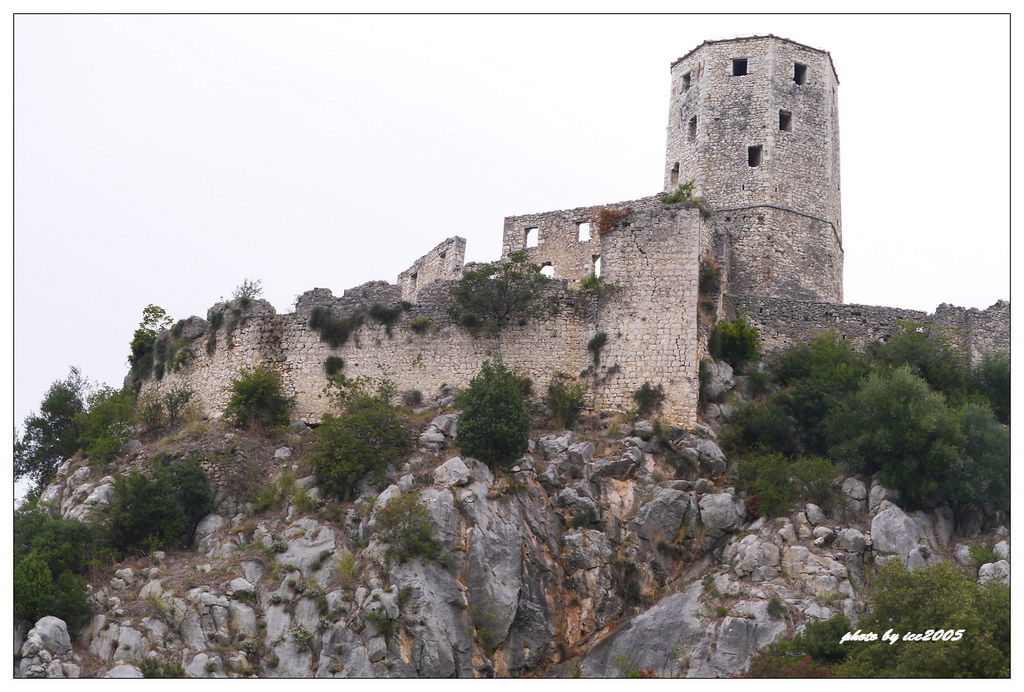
[14, 367, 87, 486]
[456, 358, 530, 469]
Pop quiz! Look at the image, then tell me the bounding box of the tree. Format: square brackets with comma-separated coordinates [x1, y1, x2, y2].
[128, 304, 173, 390]
[708, 314, 761, 371]
[836, 561, 1009, 677]
[943, 402, 1010, 515]
[311, 380, 412, 501]
[223, 366, 294, 430]
[455, 359, 530, 469]
[450, 250, 552, 334]
[970, 349, 1009, 423]
[827, 365, 962, 509]
[75, 386, 136, 463]
[14, 368, 87, 486]
[870, 322, 968, 403]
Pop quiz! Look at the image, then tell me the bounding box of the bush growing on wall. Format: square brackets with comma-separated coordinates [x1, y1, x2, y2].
[223, 366, 294, 430]
[546, 374, 586, 429]
[456, 359, 530, 469]
[632, 382, 665, 418]
[449, 250, 552, 334]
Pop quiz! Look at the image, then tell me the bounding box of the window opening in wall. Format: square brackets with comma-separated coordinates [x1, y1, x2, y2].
[779, 110, 792, 131]
[577, 221, 591, 242]
[439, 250, 447, 262]
[732, 58, 748, 76]
[540, 263, 555, 278]
[682, 71, 691, 91]
[794, 62, 807, 85]
[409, 272, 417, 290]
[747, 145, 762, 167]
[525, 227, 539, 248]
[688, 116, 697, 142]
[670, 163, 679, 186]
[593, 255, 602, 277]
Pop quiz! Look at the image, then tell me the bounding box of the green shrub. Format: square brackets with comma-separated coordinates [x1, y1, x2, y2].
[968, 542, 1000, 566]
[139, 657, 186, 678]
[944, 403, 1009, 515]
[309, 307, 363, 348]
[206, 310, 224, 355]
[223, 366, 294, 430]
[870, 322, 969, 403]
[128, 304, 172, 391]
[136, 390, 165, 436]
[766, 593, 785, 619]
[374, 491, 441, 563]
[661, 179, 695, 204]
[790, 456, 841, 513]
[401, 390, 423, 407]
[737, 452, 797, 518]
[744, 614, 850, 678]
[311, 385, 411, 501]
[836, 561, 1009, 677]
[632, 382, 665, 418]
[368, 303, 406, 336]
[708, 314, 761, 371]
[233, 278, 263, 301]
[577, 273, 619, 298]
[698, 257, 721, 296]
[324, 356, 345, 376]
[14, 503, 110, 578]
[74, 386, 135, 463]
[546, 374, 586, 429]
[828, 365, 962, 509]
[587, 332, 608, 366]
[163, 384, 194, 428]
[109, 454, 213, 552]
[13, 548, 93, 631]
[455, 359, 530, 469]
[14, 368, 87, 485]
[970, 349, 1009, 423]
[449, 250, 552, 335]
[720, 398, 799, 457]
[408, 317, 435, 334]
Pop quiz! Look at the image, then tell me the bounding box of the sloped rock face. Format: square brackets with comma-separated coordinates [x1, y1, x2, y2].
[17, 423, 1008, 679]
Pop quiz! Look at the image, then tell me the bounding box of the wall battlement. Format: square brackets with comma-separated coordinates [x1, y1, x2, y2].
[137, 36, 1007, 430]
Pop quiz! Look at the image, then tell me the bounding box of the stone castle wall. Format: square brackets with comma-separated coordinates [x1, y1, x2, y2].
[724, 294, 1009, 362]
[397, 236, 466, 303]
[143, 198, 705, 427]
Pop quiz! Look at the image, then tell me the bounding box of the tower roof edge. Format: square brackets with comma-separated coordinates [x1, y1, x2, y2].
[671, 34, 839, 83]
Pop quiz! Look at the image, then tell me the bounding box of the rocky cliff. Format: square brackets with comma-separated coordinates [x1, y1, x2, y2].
[15, 372, 1011, 679]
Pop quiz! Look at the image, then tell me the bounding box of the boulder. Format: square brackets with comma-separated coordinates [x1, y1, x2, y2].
[431, 413, 459, 438]
[726, 534, 780, 581]
[274, 446, 293, 461]
[805, 504, 825, 526]
[563, 529, 612, 571]
[698, 492, 745, 542]
[431, 457, 472, 487]
[104, 664, 143, 678]
[834, 528, 866, 554]
[993, 541, 1010, 560]
[841, 477, 868, 511]
[870, 504, 924, 561]
[978, 560, 1010, 585]
[703, 359, 735, 402]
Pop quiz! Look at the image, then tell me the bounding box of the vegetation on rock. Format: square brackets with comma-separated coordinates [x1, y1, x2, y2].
[455, 359, 530, 469]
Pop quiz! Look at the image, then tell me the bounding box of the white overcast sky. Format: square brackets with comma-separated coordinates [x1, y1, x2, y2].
[11, 13, 1010, 430]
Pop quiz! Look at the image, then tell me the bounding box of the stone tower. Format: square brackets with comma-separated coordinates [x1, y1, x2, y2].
[667, 36, 843, 303]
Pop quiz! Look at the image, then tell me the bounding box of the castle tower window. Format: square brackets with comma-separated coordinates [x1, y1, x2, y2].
[748, 145, 762, 167]
[525, 227, 539, 248]
[731, 58, 748, 76]
[779, 110, 792, 131]
[793, 62, 807, 85]
[409, 272, 417, 290]
[670, 163, 679, 186]
[688, 116, 697, 142]
[681, 71, 691, 91]
[540, 263, 555, 278]
[577, 222, 591, 242]
[439, 250, 447, 262]
[593, 255, 602, 277]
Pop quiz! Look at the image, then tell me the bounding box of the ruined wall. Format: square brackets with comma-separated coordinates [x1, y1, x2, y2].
[142, 198, 704, 427]
[501, 200, 628, 283]
[397, 236, 466, 302]
[724, 294, 1009, 363]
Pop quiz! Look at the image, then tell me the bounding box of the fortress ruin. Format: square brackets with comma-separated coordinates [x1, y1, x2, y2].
[138, 35, 1009, 428]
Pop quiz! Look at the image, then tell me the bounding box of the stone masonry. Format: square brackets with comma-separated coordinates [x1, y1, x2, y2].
[138, 35, 1008, 430]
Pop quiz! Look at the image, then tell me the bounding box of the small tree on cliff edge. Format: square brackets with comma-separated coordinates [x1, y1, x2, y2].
[456, 359, 530, 469]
